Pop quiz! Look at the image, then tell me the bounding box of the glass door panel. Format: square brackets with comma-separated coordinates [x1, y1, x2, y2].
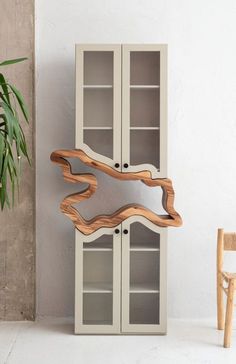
[75, 229, 121, 334]
[130, 88, 160, 128]
[84, 51, 113, 85]
[130, 51, 160, 86]
[76, 45, 121, 170]
[84, 87, 113, 128]
[129, 222, 160, 250]
[84, 129, 113, 159]
[83, 293, 112, 325]
[122, 221, 166, 333]
[129, 223, 160, 326]
[83, 51, 114, 158]
[130, 129, 160, 170]
[122, 45, 167, 177]
[130, 51, 160, 170]
[83, 234, 113, 326]
[129, 293, 159, 325]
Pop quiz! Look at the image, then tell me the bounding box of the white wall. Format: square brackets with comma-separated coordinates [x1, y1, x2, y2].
[35, 0, 236, 318]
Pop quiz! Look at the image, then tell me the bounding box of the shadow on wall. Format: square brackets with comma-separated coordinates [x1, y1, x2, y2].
[37, 58, 76, 317]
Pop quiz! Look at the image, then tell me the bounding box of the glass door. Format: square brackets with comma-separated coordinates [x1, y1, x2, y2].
[76, 44, 122, 171]
[122, 45, 167, 178]
[75, 228, 121, 334]
[121, 218, 167, 333]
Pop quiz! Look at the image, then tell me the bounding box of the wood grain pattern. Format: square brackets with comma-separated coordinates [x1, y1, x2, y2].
[224, 279, 235, 348]
[224, 233, 236, 251]
[217, 229, 224, 330]
[50, 149, 182, 235]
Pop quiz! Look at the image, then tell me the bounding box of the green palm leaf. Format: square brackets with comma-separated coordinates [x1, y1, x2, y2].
[0, 58, 27, 66]
[0, 73, 11, 104]
[0, 57, 30, 210]
[8, 84, 29, 122]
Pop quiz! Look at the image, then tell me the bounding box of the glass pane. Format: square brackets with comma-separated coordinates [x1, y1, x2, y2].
[130, 129, 160, 169]
[83, 234, 113, 250]
[82, 234, 113, 325]
[130, 51, 160, 85]
[84, 129, 113, 159]
[84, 51, 113, 85]
[130, 222, 160, 250]
[129, 293, 159, 324]
[83, 293, 112, 325]
[130, 88, 159, 127]
[130, 251, 160, 292]
[84, 88, 113, 128]
[83, 50, 114, 159]
[129, 223, 160, 325]
[83, 251, 113, 290]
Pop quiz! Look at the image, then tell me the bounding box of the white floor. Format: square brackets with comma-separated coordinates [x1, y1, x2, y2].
[0, 318, 236, 364]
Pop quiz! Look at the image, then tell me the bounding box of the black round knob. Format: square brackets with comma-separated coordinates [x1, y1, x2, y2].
[123, 229, 128, 234]
[123, 163, 129, 168]
[115, 163, 120, 168]
[115, 229, 120, 234]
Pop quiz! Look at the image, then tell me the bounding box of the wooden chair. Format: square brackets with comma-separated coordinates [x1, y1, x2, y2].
[217, 228, 236, 347]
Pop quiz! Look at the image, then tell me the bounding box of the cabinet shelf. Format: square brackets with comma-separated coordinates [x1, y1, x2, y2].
[83, 126, 113, 130]
[83, 85, 113, 89]
[84, 126, 160, 130]
[130, 283, 159, 293]
[83, 282, 112, 293]
[130, 244, 160, 252]
[129, 127, 160, 130]
[130, 85, 160, 89]
[83, 247, 112, 251]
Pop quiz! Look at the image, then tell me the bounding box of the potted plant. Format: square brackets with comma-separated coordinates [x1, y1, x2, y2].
[0, 57, 30, 210]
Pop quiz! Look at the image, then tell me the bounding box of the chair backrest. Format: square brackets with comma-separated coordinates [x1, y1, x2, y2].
[224, 232, 236, 251]
[217, 229, 236, 273]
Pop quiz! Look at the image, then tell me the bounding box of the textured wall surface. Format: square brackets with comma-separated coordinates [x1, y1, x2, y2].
[0, 0, 35, 320]
[36, 0, 236, 318]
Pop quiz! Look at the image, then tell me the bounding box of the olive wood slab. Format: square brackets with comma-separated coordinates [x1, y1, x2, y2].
[50, 149, 182, 235]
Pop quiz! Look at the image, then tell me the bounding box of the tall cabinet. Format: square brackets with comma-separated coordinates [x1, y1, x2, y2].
[75, 44, 168, 334]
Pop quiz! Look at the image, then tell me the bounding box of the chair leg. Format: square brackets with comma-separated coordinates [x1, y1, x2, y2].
[224, 279, 235, 348]
[217, 273, 224, 330]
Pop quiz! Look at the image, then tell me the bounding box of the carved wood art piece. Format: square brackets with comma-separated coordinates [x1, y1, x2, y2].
[50, 149, 182, 235]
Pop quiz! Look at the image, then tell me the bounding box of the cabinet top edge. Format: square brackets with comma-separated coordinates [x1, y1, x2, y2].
[75, 43, 168, 48]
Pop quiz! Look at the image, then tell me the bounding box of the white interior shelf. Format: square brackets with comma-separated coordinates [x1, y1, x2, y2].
[129, 283, 160, 293]
[129, 126, 160, 130]
[83, 247, 112, 251]
[130, 244, 160, 251]
[83, 126, 113, 130]
[83, 282, 112, 293]
[130, 85, 160, 89]
[83, 85, 113, 89]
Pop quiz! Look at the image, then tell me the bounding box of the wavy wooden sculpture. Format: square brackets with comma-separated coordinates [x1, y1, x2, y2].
[50, 149, 182, 235]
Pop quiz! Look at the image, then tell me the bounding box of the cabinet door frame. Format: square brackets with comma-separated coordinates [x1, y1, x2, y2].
[121, 216, 167, 334]
[75, 44, 122, 171]
[75, 227, 121, 334]
[122, 44, 167, 178]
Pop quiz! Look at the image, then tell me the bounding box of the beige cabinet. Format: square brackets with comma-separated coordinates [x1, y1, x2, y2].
[75, 219, 167, 334]
[75, 44, 168, 335]
[76, 44, 167, 178]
